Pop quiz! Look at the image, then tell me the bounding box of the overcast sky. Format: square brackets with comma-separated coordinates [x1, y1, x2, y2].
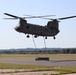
[0, 0, 76, 49]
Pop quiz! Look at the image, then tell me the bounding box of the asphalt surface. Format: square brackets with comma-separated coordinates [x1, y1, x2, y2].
[0, 58, 76, 67]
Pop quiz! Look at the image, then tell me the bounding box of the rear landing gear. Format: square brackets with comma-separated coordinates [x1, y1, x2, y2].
[34, 35, 37, 38]
[45, 36, 47, 39]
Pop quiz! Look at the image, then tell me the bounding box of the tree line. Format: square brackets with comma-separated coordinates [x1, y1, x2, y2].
[0, 48, 76, 54]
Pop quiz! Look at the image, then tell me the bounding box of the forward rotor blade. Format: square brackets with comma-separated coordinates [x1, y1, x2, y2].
[4, 13, 19, 19]
[24, 15, 55, 18]
[3, 18, 17, 19]
[24, 16, 53, 20]
[58, 16, 76, 20]
[24, 14, 34, 17]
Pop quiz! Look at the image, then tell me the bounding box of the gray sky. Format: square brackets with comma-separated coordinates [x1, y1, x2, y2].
[0, 0, 76, 49]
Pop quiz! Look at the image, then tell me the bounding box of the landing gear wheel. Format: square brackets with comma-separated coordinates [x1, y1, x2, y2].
[45, 36, 47, 39]
[27, 35, 30, 38]
[34, 35, 37, 38]
[53, 36, 56, 39]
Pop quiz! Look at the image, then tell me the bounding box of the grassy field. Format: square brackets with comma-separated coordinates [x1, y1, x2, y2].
[0, 54, 76, 74]
[0, 62, 49, 69]
[0, 63, 76, 74]
[0, 54, 76, 60]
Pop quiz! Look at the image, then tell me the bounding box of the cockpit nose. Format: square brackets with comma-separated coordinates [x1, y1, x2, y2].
[14, 26, 21, 32]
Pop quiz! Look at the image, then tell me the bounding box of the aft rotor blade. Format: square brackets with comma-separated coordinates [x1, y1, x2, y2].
[4, 13, 19, 19]
[58, 16, 76, 20]
[36, 15, 55, 18]
[35, 17, 52, 20]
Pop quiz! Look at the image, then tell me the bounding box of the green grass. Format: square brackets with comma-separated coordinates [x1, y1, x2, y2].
[0, 54, 76, 60]
[0, 63, 47, 69]
[50, 67, 76, 74]
[0, 63, 76, 74]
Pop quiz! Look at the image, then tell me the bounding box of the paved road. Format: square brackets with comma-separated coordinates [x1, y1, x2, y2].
[65, 73, 76, 75]
[0, 58, 76, 67]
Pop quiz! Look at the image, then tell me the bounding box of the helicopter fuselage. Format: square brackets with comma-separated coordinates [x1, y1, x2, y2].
[15, 19, 59, 39]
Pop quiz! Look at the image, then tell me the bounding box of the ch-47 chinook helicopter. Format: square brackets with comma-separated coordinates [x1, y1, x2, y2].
[4, 13, 76, 39]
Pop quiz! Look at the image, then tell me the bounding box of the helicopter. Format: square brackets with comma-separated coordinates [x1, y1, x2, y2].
[4, 13, 76, 39]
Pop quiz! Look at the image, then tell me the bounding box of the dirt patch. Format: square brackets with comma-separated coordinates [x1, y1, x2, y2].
[0, 69, 59, 75]
[0, 69, 25, 72]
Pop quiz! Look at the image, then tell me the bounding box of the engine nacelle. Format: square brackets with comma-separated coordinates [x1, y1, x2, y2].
[47, 19, 58, 28]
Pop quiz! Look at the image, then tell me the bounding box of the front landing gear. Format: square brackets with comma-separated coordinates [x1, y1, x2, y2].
[53, 36, 56, 39]
[27, 34, 30, 38]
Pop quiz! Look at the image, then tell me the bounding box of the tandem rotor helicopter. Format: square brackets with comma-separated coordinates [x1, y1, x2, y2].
[4, 13, 76, 39]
